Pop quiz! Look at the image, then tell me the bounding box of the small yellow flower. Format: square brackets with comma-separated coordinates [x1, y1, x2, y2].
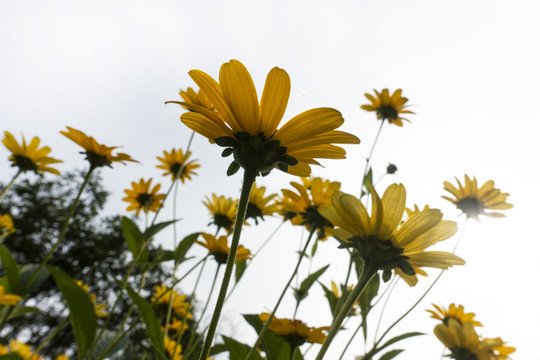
[151, 284, 192, 319]
[361, 89, 414, 126]
[171, 60, 359, 177]
[203, 194, 238, 232]
[122, 178, 166, 217]
[167, 318, 189, 335]
[195, 233, 252, 265]
[8, 339, 44, 360]
[427, 303, 483, 327]
[61, 127, 136, 168]
[179, 86, 215, 112]
[245, 183, 280, 225]
[258, 312, 329, 348]
[280, 177, 341, 240]
[157, 149, 200, 182]
[405, 204, 430, 219]
[0, 344, 8, 355]
[0, 214, 16, 238]
[2, 131, 62, 175]
[56, 354, 70, 360]
[0, 285, 22, 306]
[164, 336, 183, 360]
[443, 175, 513, 220]
[319, 184, 465, 286]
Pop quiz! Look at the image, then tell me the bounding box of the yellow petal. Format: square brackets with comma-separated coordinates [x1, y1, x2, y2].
[259, 67, 291, 136]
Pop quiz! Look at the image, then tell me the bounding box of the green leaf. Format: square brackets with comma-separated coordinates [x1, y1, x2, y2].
[293, 265, 329, 303]
[174, 232, 199, 263]
[47, 266, 96, 360]
[0, 244, 19, 293]
[227, 161, 241, 176]
[149, 249, 175, 264]
[310, 238, 318, 257]
[214, 136, 237, 147]
[0, 305, 40, 320]
[222, 336, 264, 360]
[379, 349, 404, 360]
[125, 285, 165, 355]
[210, 343, 228, 356]
[88, 328, 129, 360]
[319, 282, 339, 317]
[360, 273, 380, 340]
[121, 216, 146, 263]
[0, 354, 24, 360]
[18, 264, 50, 294]
[143, 220, 178, 241]
[364, 332, 423, 359]
[235, 260, 247, 283]
[361, 167, 373, 198]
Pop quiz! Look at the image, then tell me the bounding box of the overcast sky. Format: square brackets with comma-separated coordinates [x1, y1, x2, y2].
[1, 1, 539, 359]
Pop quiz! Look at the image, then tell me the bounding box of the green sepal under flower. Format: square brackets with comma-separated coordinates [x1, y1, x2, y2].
[215, 131, 298, 176]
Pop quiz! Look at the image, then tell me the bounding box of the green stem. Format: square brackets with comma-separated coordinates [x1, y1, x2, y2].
[30, 317, 70, 358]
[360, 120, 385, 198]
[315, 261, 378, 360]
[198, 168, 257, 360]
[0, 170, 21, 202]
[338, 319, 363, 360]
[24, 166, 94, 293]
[246, 228, 316, 360]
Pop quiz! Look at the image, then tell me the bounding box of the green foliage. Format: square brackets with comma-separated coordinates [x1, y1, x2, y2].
[0, 245, 19, 294]
[359, 273, 380, 340]
[293, 264, 329, 303]
[221, 336, 264, 360]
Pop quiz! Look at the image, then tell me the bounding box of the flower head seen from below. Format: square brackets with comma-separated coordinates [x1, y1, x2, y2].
[157, 148, 200, 182]
[195, 233, 251, 265]
[434, 318, 515, 360]
[319, 184, 465, 286]
[259, 313, 329, 348]
[245, 183, 280, 225]
[443, 175, 513, 220]
[427, 303, 483, 327]
[170, 59, 360, 177]
[123, 178, 166, 217]
[0, 213, 16, 239]
[2, 340, 44, 360]
[0, 285, 22, 306]
[164, 336, 183, 360]
[204, 194, 238, 233]
[61, 127, 136, 169]
[361, 89, 414, 126]
[281, 177, 341, 240]
[152, 284, 192, 319]
[2, 131, 62, 175]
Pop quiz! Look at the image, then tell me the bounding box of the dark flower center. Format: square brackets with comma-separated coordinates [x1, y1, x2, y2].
[136, 193, 155, 209]
[213, 252, 229, 265]
[210, 214, 234, 231]
[449, 347, 479, 360]
[11, 155, 38, 173]
[283, 334, 307, 349]
[170, 162, 187, 179]
[84, 151, 111, 168]
[376, 105, 399, 121]
[301, 206, 334, 239]
[246, 203, 264, 225]
[456, 197, 484, 218]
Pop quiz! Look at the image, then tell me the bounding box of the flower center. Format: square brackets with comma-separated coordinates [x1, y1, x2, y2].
[11, 155, 38, 173]
[84, 151, 111, 168]
[210, 214, 234, 231]
[302, 206, 334, 239]
[246, 203, 264, 225]
[449, 347, 479, 360]
[376, 105, 399, 121]
[170, 162, 187, 179]
[136, 193, 155, 210]
[283, 334, 307, 349]
[456, 197, 484, 218]
[213, 252, 229, 264]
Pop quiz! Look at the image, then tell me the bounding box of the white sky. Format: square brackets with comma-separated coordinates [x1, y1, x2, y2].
[1, 1, 539, 359]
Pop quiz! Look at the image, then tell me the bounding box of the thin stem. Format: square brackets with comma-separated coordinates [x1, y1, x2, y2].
[246, 229, 316, 360]
[360, 121, 385, 198]
[315, 261, 378, 360]
[338, 319, 364, 360]
[372, 276, 398, 344]
[198, 168, 257, 360]
[0, 170, 21, 202]
[30, 317, 70, 358]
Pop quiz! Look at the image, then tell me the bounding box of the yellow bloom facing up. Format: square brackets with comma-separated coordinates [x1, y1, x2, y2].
[157, 149, 200, 182]
[259, 313, 329, 348]
[171, 59, 360, 177]
[122, 178, 166, 217]
[0, 214, 16, 239]
[360, 89, 414, 127]
[281, 177, 341, 240]
[7, 340, 44, 360]
[443, 175, 513, 220]
[61, 127, 136, 168]
[151, 284, 192, 319]
[195, 233, 252, 265]
[179, 86, 215, 112]
[434, 318, 515, 360]
[203, 194, 238, 232]
[0, 285, 22, 306]
[427, 303, 483, 327]
[164, 336, 183, 360]
[245, 183, 280, 225]
[319, 184, 465, 286]
[2, 131, 62, 175]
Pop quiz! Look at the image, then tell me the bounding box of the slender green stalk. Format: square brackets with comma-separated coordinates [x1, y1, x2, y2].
[246, 229, 316, 360]
[23, 166, 94, 293]
[338, 319, 364, 360]
[315, 261, 378, 360]
[198, 168, 257, 360]
[372, 276, 398, 344]
[29, 317, 69, 358]
[360, 121, 385, 198]
[0, 170, 21, 202]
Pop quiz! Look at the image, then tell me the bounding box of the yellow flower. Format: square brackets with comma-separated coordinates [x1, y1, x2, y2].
[434, 318, 515, 360]
[2, 131, 62, 175]
[443, 175, 513, 219]
[8, 340, 44, 360]
[167, 317, 189, 335]
[0, 214, 16, 238]
[280, 177, 341, 240]
[122, 178, 166, 217]
[203, 194, 238, 232]
[164, 336, 183, 360]
[245, 183, 280, 225]
[405, 204, 430, 219]
[319, 184, 465, 286]
[329, 281, 359, 316]
[0, 344, 8, 355]
[427, 303, 483, 327]
[258, 312, 329, 348]
[179, 86, 215, 112]
[172, 60, 359, 177]
[195, 233, 252, 265]
[61, 127, 136, 168]
[56, 354, 70, 360]
[0, 285, 22, 306]
[157, 149, 200, 182]
[360, 89, 414, 126]
[151, 284, 192, 319]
